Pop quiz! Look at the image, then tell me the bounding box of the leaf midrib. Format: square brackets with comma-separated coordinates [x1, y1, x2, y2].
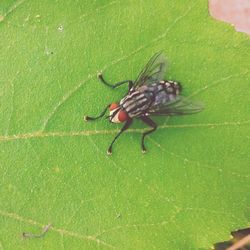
[0, 120, 249, 142]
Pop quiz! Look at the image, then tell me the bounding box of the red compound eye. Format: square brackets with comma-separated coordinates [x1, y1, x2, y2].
[109, 103, 119, 111]
[118, 110, 128, 122]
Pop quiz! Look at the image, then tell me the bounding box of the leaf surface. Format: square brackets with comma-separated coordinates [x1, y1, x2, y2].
[0, 0, 249, 249]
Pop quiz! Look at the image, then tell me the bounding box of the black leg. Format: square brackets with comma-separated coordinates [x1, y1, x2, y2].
[98, 73, 133, 90]
[107, 119, 133, 155]
[84, 104, 110, 121]
[139, 116, 157, 153]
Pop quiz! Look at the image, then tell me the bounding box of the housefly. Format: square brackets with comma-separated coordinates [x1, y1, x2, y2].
[84, 52, 203, 154]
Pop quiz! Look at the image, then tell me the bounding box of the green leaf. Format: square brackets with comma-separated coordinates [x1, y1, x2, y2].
[0, 0, 249, 249]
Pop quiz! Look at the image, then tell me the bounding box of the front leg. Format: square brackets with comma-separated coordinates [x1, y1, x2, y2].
[84, 104, 110, 121]
[98, 73, 133, 91]
[107, 119, 133, 155]
[139, 116, 157, 153]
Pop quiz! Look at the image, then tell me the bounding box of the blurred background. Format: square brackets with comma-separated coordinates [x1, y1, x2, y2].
[209, 0, 250, 35]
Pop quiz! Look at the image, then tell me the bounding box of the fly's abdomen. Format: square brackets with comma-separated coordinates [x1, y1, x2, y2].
[162, 80, 182, 95]
[151, 80, 181, 107]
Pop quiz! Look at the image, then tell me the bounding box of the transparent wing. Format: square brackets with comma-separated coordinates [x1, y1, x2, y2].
[134, 51, 167, 87]
[148, 96, 203, 116]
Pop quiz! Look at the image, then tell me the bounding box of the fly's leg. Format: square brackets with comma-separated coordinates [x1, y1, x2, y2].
[84, 104, 110, 121]
[139, 116, 157, 153]
[98, 73, 133, 91]
[107, 119, 132, 155]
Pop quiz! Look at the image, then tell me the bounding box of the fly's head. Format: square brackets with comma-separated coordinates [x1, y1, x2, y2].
[109, 103, 128, 123]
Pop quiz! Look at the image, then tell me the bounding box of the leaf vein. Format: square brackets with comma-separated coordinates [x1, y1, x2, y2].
[0, 0, 26, 23]
[148, 137, 250, 179]
[1, 120, 249, 143]
[187, 71, 249, 99]
[0, 209, 114, 248]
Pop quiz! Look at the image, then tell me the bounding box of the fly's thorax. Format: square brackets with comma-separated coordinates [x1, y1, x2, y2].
[120, 90, 153, 118]
[109, 103, 128, 123]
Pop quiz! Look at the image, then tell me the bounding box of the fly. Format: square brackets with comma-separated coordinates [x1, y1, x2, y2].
[84, 52, 203, 154]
